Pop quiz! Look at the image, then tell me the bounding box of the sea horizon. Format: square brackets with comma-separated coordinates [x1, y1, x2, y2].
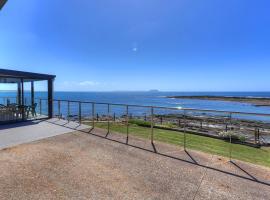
[2, 91, 270, 116]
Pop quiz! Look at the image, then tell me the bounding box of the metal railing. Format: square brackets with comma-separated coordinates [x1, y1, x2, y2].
[38, 98, 270, 148]
[1, 96, 270, 166]
[1, 96, 270, 148]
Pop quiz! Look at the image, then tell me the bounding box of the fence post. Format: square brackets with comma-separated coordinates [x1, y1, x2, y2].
[107, 104, 110, 134]
[229, 113, 232, 162]
[39, 99, 42, 115]
[58, 100, 61, 119]
[151, 107, 154, 144]
[92, 103, 95, 129]
[79, 102, 82, 124]
[67, 101, 70, 122]
[257, 128, 260, 145]
[126, 105, 129, 143]
[184, 110, 187, 150]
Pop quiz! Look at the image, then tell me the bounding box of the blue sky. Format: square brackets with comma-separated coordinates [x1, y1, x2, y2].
[0, 0, 270, 91]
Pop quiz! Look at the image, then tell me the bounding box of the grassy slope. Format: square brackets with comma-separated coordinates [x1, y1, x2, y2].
[93, 122, 270, 168]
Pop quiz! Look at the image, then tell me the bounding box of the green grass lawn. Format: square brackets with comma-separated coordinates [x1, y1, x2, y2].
[90, 122, 270, 168]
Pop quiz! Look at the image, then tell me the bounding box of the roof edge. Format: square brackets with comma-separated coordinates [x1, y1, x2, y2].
[0, 0, 7, 10]
[0, 69, 56, 80]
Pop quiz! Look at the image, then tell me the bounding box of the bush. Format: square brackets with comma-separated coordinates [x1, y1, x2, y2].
[129, 119, 151, 127]
[218, 131, 246, 142]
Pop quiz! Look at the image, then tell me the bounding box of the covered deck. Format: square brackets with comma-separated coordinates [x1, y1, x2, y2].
[0, 69, 56, 124]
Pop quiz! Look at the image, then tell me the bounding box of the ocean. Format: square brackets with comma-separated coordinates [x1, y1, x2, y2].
[1, 91, 270, 114]
[1, 91, 270, 116]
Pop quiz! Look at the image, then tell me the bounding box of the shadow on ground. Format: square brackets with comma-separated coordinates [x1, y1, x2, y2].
[46, 118, 270, 187]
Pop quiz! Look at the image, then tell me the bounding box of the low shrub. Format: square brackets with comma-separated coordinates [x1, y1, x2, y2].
[219, 131, 246, 142]
[129, 119, 151, 127]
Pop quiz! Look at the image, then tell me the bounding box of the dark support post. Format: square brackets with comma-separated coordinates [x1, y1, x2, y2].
[21, 79, 25, 120]
[48, 79, 54, 118]
[31, 81, 35, 116]
[21, 79, 24, 106]
[17, 82, 21, 105]
[31, 81, 34, 107]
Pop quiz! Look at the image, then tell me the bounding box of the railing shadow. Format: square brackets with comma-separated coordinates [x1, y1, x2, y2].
[230, 160, 258, 181]
[45, 119, 270, 187]
[184, 150, 198, 165]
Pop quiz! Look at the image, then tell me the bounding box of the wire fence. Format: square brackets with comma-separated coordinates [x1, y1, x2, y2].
[1, 96, 270, 147]
[44, 99, 270, 147]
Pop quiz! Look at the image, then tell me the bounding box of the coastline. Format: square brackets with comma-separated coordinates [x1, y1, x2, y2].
[167, 96, 270, 107]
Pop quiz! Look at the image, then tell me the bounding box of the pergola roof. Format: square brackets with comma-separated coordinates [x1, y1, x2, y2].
[0, 0, 7, 10]
[0, 69, 56, 83]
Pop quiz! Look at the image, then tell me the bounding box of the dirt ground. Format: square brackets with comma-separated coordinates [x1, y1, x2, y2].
[0, 128, 270, 200]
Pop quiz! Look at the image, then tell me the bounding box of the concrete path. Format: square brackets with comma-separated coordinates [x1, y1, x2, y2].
[0, 125, 269, 200]
[0, 118, 90, 150]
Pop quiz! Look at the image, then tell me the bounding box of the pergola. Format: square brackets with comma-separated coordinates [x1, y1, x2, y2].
[0, 69, 56, 121]
[0, 0, 7, 10]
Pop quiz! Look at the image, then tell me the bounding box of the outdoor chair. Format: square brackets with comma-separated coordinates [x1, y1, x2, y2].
[26, 103, 37, 118]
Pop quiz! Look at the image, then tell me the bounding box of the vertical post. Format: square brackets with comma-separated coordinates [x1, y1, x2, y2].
[79, 102, 82, 124]
[107, 104, 110, 134]
[229, 133, 232, 162]
[229, 113, 232, 162]
[48, 79, 54, 118]
[184, 110, 187, 150]
[58, 100, 61, 119]
[68, 101, 70, 122]
[17, 82, 21, 106]
[151, 107, 154, 144]
[92, 103, 95, 129]
[126, 105, 129, 142]
[257, 128, 260, 145]
[39, 99, 42, 115]
[21, 79, 25, 120]
[31, 81, 34, 107]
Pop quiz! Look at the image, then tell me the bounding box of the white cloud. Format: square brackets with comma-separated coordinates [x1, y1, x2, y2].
[62, 81, 101, 88]
[79, 81, 100, 86]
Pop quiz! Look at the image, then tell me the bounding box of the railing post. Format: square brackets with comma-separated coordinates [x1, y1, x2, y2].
[67, 101, 70, 122]
[79, 102, 82, 124]
[39, 99, 42, 115]
[151, 107, 154, 144]
[92, 103, 95, 129]
[126, 105, 129, 143]
[184, 110, 187, 150]
[58, 100, 61, 119]
[229, 113, 232, 162]
[107, 104, 110, 134]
